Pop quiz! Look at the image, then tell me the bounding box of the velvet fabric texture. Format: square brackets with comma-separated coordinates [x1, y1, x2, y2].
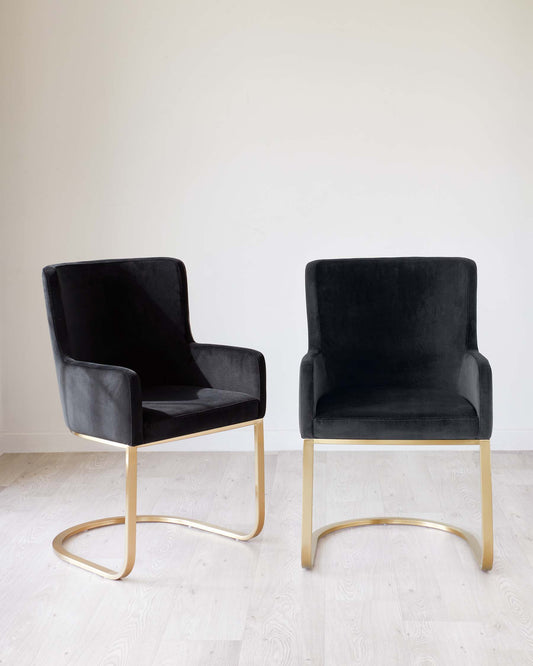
[300, 257, 492, 440]
[43, 258, 266, 445]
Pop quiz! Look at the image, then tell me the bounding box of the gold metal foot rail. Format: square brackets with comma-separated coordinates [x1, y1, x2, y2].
[53, 420, 265, 580]
[301, 438, 493, 572]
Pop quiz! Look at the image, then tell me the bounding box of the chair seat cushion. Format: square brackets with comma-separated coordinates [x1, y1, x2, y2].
[314, 387, 479, 439]
[142, 385, 259, 443]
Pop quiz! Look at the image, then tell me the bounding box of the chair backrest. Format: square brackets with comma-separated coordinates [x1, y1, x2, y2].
[305, 257, 478, 389]
[43, 257, 194, 386]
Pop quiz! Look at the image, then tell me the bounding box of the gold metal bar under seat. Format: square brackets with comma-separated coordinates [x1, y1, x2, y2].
[52, 419, 265, 580]
[301, 438, 493, 572]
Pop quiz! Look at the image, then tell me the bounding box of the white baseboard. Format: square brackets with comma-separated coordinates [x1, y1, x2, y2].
[0, 428, 531, 453]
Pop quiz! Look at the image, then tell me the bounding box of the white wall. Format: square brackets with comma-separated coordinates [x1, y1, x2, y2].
[1, 0, 532, 452]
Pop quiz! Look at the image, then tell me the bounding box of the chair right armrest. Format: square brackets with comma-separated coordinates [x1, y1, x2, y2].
[189, 343, 266, 418]
[458, 350, 493, 439]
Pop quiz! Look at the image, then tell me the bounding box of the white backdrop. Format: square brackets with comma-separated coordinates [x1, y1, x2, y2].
[1, 0, 532, 452]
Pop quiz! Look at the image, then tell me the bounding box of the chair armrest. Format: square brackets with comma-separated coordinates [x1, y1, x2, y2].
[299, 350, 329, 439]
[189, 343, 266, 417]
[61, 358, 143, 445]
[458, 350, 493, 439]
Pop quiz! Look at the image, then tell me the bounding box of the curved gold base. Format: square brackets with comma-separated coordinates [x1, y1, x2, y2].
[53, 420, 265, 580]
[53, 510, 264, 580]
[303, 516, 492, 572]
[301, 438, 493, 572]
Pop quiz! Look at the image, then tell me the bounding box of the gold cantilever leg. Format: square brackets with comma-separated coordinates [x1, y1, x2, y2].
[301, 439, 314, 568]
[251, 419, 266, 537]
[53, 420, 265, 580]
[52, 446, 138, 580]
[136, 420, 265, 540]
[480, 439, 493, 571]
[301, 438, 494, 572]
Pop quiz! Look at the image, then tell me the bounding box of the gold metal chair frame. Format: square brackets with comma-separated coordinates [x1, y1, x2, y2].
[53, 419, 265, 580]
[301, 438, 493, 572]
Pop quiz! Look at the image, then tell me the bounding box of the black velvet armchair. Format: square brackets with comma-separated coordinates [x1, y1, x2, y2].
[43, 257, 266, 579]
[300, 257, 493, 571]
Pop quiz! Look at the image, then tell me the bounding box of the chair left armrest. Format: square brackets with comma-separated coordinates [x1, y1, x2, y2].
[190, 343, 266, 418]
[458, 350, 493, 439]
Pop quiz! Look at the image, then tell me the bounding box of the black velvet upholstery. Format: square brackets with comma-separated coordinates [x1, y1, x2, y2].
[43, 258, 266, 445]
[300, 257, 492, 440]
[142, 386, 259, 443]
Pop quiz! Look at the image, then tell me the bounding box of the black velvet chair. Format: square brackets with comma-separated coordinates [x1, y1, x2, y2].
[43, 257, 266, 579]
[300, 257, 493, 571]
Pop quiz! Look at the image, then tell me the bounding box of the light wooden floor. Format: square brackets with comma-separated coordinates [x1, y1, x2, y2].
[0, 448, 532, 665]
